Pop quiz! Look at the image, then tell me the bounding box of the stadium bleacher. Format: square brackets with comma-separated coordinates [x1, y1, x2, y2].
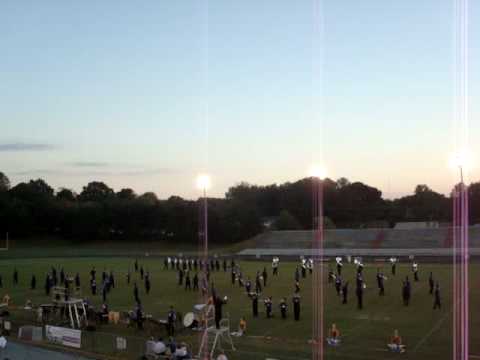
[237, 227, 480, 257]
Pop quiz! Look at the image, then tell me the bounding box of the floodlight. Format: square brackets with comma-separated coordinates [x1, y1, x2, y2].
[196, 174, 211, 190]
[308, 164, 328, 180]
[449, 149, 473, 171]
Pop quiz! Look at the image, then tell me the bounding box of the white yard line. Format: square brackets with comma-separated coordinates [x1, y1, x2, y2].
[412, 309, 451, 352]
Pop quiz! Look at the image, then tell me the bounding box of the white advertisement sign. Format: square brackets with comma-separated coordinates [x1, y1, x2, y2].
[116, 337, 127, 350]
[45, 325, 81, 349]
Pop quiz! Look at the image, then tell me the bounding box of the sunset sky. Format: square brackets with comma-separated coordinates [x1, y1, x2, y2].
[1, 1, 479, 199]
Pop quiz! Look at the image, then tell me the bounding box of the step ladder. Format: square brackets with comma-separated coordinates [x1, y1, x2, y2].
[197, 309, 235, 360]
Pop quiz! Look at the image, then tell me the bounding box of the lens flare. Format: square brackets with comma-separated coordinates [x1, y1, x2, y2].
[196, 174, 211, 190]
[308, 165, 328, 180]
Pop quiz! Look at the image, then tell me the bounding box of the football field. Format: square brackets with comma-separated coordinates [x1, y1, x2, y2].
[0, 257, 478, 360]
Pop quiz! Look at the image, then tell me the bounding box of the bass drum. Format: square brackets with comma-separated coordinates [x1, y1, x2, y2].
[183, 312, 195, 328]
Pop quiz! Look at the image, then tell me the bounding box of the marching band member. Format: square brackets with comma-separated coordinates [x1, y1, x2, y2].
[402, 277, 411, 306]
[335, 257, 343, 276]
[231, 267, 236, 285]
[341, 281, 349, 304]
[376, 269, 387, 296]
[167, 306, 176, 336]
[245, 277, 252, 294]
[433, 282, 441, 309]
[272, 257, 280, 276]
[301, 259, 307, 278]
[213, 293, 228, 329]
[354, 258, 364, 274]
[412, 261, 419, 282]
[264, 296, 273, 318]
[294, 281, 301, 294]
[184, 272, 191, 291]
[279, 298, 288, 319]
[390, 257, 397, 276]
[255, 272, 262, 293]
[335, 275, 342, 296]
[356, 274, 365, 309]
[262, 267, 268, 287]
[193, 272, 199, 291]
[293, 294, 301, 321]
[251, 292, 259, 317]
[328, 266, 335, 284]
[429, 272, 435, 294]
[236, 270, 243, 288]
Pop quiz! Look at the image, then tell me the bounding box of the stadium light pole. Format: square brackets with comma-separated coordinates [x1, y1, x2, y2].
[451, 0, 470, 356]
[196, 174, 211, 261]
[196, 174, 211, 360]
[449, 151, 470, 360]
[309, 165, 327, 360]
[449, 151, 471, 184]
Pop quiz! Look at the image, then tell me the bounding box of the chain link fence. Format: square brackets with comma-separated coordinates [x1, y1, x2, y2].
[0, 317, 157, 360]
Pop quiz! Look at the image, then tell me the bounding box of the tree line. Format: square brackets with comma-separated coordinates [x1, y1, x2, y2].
[0, 171, 479, 244]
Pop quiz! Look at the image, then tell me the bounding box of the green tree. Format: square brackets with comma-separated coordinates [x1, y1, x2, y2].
[469, 182, 480, 224]
[79, 182, 114, 202]
[415, 184, 431, 194]
[0, 172, 10, 192]
[117, 188, 136, 200]
[57, 188, 77, 201]
[336, 177, 350, 189]
[274, 210, 302, 230]
[138, 192, 158, 205]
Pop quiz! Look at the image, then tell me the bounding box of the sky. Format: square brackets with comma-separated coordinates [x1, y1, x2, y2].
[0, 0, 479, 200]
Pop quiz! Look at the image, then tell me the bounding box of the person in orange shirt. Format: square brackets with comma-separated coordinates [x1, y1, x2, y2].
[2, 294, 10, 306]
[388, 329, 406, 353]
[330, 323, 340, 338]
[239, 317, 247, 334]
[327, 323, 341, 346]
[231, 317, 247, 337]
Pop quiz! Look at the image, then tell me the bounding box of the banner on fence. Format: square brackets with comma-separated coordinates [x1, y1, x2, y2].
[45, 325, 81, 349]
[116, 337, 127, 350]
[18, 326, 43, 342]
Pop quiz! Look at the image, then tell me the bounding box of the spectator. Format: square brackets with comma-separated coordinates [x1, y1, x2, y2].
[167, 337, 177, 354]
[388, 329, 406, 353]
[216, 351, 228, 360]
[167, 306, 176, 336]
[173, 342, 190, 359]
[153, 337, 167, 356]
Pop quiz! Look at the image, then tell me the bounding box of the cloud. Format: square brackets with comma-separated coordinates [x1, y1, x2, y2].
[11, 169, 63, 176]
[118, 168, 178, 176]
[0, 142, 57, 152]
[10, 167, 179, 177]
[69, 161, 110, 168]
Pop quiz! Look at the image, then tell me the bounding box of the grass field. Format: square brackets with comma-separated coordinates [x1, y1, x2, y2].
[0, 256, 478, 360]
